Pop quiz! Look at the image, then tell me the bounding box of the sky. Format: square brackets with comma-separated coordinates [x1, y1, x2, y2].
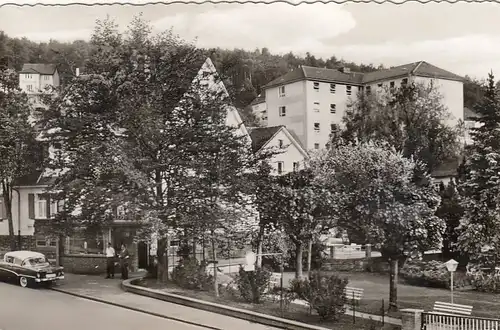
[0, 0, 499, 80]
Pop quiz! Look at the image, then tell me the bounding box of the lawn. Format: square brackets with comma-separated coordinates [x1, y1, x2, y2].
[295, 271, 500, 319]
[135, 277, 399, 330]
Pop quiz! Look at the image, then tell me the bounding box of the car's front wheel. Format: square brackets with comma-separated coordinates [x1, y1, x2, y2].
[18, 276, 29, 288]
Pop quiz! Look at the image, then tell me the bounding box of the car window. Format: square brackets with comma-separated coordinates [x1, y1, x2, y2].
[13, 258, 23, 266]
[5, 256, 14, 263]
[25, 257, 49, 267]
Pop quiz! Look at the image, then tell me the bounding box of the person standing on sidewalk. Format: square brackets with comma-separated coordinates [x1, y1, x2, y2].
[119, 243, 130, 280]
[105, 243, 116, 279]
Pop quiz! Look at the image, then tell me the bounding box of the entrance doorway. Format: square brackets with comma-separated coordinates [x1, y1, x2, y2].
[137, 241, 149, 269]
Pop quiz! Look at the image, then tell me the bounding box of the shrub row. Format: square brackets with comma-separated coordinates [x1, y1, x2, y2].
[400, 260, 471, 289]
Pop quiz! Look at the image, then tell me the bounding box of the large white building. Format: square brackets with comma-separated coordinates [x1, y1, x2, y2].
[258, 61, 465, 151]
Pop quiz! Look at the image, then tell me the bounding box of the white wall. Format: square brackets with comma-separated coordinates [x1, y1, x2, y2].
[413, 76, 464, 127]
[304, 80, 359, 150]
[266, 80, 307, 148]
[264, 129, 306, 175]
[0, 187, 45, 236]
[19, 73, 40, 94]
[251, 102, 268, 126]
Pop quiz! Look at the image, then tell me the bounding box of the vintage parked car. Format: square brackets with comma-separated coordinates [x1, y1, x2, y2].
[0, 251, 64, 288]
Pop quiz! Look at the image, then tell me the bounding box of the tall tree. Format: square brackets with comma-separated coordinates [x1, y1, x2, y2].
[0, 67, 41, 250]
[435, 180, 464, 260]
[40, 16, 264, 285]
[339, 82, 462, 173]
[310, 143, 444, 311]
[458, 72, 500, 264]
[262, 169, 335, 278]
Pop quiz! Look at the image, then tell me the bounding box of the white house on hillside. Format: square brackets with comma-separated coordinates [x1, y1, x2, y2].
[257, 61, 465, 151]
[250, 94, 267, 126]
[18, 63, 60, 111]
[248, 125, 308, 175]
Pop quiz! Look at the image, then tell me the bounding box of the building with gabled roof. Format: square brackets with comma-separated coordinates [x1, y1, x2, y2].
[248, 125, 308, 175]
[255, 61, 465, 151]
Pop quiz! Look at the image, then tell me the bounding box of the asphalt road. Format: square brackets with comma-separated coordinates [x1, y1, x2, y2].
[0, 282, 213, 330]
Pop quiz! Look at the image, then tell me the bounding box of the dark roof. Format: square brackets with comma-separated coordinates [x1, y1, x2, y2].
[264, 66, 363, 89]
[464, 106, 482, 120]
[13, 169, 56, 187]
[431, 157, 462, 178]
[20, 63, 57, 75]
[363, 61, 464, 84]
[250, 94, 265, 106]
[247, 126, 283, 153]
[264, 61, 464, 90]
[287, 128, 306, 152]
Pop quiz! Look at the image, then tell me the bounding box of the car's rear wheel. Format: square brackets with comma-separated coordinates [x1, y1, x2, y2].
[19, 276, 29, 288]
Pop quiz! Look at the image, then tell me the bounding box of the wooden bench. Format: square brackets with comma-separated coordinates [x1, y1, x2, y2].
[345, 286, 364, 302]
[432, 301, 473, 316]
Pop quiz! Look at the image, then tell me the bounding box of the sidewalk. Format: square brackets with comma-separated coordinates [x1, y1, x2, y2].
[53, 273, 279, 330]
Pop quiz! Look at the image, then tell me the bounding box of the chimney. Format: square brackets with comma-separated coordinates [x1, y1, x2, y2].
[339, 67, 350, 73]
[75, 68, 80, 77]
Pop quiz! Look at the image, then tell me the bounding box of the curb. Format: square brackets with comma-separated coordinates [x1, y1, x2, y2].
[50, 285, 223, 330]
[122, 277, 332, 330]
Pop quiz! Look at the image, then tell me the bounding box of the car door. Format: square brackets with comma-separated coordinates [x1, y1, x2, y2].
[0, 256, 16, 280]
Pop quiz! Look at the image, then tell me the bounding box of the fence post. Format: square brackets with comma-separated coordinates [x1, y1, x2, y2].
[352, 291, 355, 324]
[400, 309, 424, 330]
[381, 299, 385, 326]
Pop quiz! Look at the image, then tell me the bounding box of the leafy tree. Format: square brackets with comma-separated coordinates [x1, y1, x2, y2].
[458, 72, 500, 265]
[435, 180, 464, 260]
[0, 67, 42, 250]
[339, 82, 462, 173]
[310, 143, 444, 311]
[40, 16, 266, 288]
[263, 169, 335, 278]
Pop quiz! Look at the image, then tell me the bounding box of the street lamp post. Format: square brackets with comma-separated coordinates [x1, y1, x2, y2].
[444, 259, 459, 304]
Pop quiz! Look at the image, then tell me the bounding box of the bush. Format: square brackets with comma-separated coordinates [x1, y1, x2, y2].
[172, 258, 213, 290]
[400, 260, 471, 289]
[235, 266, 272, 303]
[290, 271, 348, 321]
[470, 274, 500, 293]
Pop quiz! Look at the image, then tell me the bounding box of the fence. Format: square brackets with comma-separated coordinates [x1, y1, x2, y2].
[421, 312, 500, 330]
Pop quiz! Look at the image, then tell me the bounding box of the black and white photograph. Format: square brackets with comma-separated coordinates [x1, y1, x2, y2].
[0, 0, 499, 329]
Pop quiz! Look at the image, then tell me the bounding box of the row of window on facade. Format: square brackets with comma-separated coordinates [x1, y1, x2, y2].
[277, 78, 409, 98]
[23, 74, 51, 80]
[0, 194, 129, 221]
[277, 161, 300, 174]
[278, 103, 344, 117]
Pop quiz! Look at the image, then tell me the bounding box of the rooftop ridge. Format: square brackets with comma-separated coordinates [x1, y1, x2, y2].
[263, 60, 464, 90]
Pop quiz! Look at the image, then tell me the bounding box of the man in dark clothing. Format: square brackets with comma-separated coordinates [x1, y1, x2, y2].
[105, 243, 116, 279]
[119, 243, 130, 280]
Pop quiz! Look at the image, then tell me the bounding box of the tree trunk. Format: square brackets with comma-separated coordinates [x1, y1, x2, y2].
[211, 236, 219, 297]
[388, 258, 399, 311]
[156, 237, 168, 284]
[256, 226, 265, 268]
[2, 184, 15, 251]
[295, 242, 303, 279]
[307, 239, 313, 275]
[192, 238, 197, 260]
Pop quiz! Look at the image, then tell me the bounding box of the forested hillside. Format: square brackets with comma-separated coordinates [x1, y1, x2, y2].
[0, 30, 485, 125]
